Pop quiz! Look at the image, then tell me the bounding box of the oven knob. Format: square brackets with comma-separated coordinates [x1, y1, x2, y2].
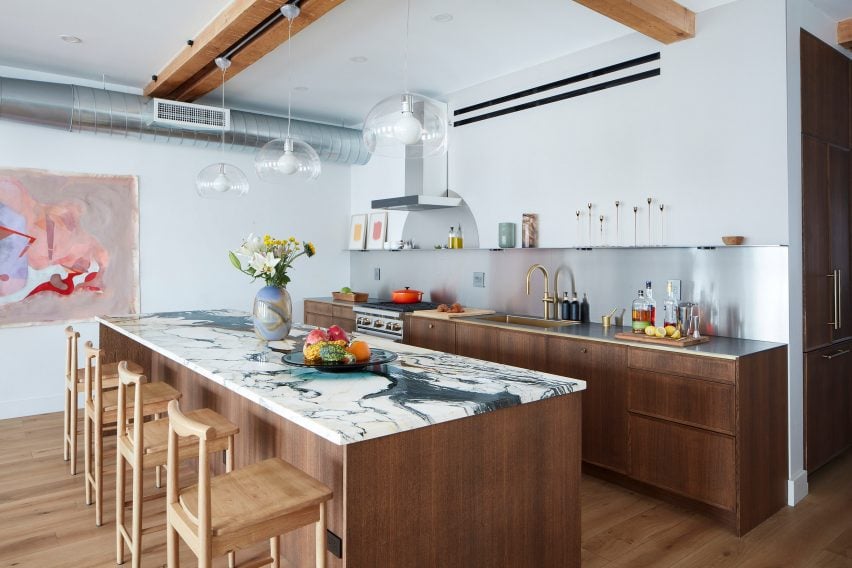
[374, 320, 384, 328]
[391, 323, 402, 331]
[359, 317, 371, 326]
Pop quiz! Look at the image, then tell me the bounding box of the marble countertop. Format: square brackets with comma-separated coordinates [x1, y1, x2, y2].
[98, 310, 584, 446]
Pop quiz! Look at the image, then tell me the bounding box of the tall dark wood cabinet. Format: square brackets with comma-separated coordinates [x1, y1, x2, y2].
[801, 30, 852, 472]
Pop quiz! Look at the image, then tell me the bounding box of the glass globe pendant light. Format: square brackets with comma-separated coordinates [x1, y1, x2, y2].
[196, 57, 250, 198]
[254, 3, 321, 182]
[362, 0, 448, 159]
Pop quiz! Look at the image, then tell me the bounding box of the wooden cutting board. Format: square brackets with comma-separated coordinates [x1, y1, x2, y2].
[614, 331, 710, 347]
[412, 308, 496, 319]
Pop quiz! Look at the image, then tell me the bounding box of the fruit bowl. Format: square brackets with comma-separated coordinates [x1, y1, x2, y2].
[282, 348, 397, 372]
[721, 235, 745, 246]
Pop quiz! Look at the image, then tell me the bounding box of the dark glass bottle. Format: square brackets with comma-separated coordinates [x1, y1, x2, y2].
[580, 293, 590, 323]
[568, 293, 581, 321]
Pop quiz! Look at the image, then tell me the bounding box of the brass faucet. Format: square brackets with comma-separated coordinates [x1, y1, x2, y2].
[525, 264, 556, 320]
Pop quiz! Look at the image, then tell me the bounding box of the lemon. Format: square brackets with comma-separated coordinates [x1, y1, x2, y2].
[655, 328, 666, 338]
[664, 325, 677, 337]
[644, 325, 657, 336]
[671, 329, 682, 340]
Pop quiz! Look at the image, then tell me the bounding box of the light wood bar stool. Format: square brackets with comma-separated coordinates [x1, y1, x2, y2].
[63, 326, 143, 475]
[166, 400, 333, 568]
[82, 342, 180, 527]
[115, 363, 239, 568]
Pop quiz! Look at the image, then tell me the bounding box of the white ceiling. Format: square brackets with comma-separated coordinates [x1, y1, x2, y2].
[4, 0, 842, 127]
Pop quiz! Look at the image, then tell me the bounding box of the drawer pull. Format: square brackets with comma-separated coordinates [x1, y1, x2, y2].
[428, 323, 434, 329]
[821, 349, 850, 360]
[580, 348, 588, 353]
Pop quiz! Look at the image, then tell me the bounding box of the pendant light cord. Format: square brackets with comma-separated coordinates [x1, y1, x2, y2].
[286, 17, 293, 139]
[220, 65, 226, 161]
[403, 0, 410, 94]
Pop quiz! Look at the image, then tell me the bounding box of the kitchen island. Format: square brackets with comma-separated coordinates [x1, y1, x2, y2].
[98, 310, 585, 568]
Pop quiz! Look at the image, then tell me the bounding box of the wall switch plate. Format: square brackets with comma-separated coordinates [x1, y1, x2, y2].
[668, 279, 682, 301]
[374, 267, 381, 281]
[473, 272, 485, 288]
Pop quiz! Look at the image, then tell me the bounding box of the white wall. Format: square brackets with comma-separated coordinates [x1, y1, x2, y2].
[783, 0, 852, 505]
[0, 93, 351, 418]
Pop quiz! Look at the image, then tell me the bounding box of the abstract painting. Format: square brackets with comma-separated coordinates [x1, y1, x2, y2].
[0, 168, 139, 327]
[366, 212, 387, 250]
[348, 214, 367, 250]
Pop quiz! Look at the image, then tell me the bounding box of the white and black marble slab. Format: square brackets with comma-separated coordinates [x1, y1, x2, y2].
[98, 310, 585, 446]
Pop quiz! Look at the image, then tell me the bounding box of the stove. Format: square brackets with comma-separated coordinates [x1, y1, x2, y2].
[353, 302, 439, 341]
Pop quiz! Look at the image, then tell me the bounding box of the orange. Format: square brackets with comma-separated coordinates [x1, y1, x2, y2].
[347, 340, 371, 362]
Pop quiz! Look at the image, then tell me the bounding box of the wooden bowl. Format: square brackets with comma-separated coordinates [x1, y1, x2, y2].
[721, 235, 745, 246]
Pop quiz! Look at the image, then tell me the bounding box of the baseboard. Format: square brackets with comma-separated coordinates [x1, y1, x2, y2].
[0, 394, 64, 420]
[787, 469, 809, 506]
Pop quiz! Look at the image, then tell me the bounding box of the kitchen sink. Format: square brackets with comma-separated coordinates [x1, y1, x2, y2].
[472, 314, 580, 328]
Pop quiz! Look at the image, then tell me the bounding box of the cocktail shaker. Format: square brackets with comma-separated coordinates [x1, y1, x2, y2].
[678, 302, 696, 334]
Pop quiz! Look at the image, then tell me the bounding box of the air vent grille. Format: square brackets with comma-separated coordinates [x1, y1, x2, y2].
[148, 99, 230, 131]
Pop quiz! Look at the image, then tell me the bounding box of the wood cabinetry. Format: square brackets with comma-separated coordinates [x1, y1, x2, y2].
[546, 337, 628, 473]
[406, 318, 788, 535]
[304, 300, 354, 332]
[800, 30, 852, 473]
[805, 340, 852, 471]
[408, 318, 456, 353]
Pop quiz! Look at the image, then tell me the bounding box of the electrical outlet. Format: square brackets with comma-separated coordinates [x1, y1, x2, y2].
[374, 267, 381, 281]
[473, 272, 485, 288]
[668, 279, 682, 301]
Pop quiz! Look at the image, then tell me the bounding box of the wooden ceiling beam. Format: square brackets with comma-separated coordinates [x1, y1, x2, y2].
[144, 0, 344, 101]
[573, 0, 695, 44]
[839, 18, 852, 50]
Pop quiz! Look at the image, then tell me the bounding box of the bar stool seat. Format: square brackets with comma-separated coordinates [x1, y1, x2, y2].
[75, 360, 143, 385]
[90, 381, 180, 422]
[178, 458, 330, 539]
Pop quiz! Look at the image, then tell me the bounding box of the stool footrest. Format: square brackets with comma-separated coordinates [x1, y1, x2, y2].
[238, 556, 276, 568]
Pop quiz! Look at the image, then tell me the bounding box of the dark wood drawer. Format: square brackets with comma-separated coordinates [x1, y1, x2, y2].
[628, 348, 735, 384]
[408, 318, 456, 353]
[304, 300, 333, 316]
[628, 369, 736, 434]
[305, 312, 333, 329]
[332, 305, 354, 320]
[629, 414, 736, 511]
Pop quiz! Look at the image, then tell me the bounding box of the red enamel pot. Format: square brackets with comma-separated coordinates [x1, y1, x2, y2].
[391, 287, 424, 304]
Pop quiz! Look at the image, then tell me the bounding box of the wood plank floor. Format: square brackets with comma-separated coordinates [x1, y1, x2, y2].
[1, 412, 851, 567]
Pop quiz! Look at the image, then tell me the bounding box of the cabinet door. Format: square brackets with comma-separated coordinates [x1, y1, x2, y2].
[498, 329, 546, 371]
[455, 323, 498, 362]
[829, 146, 851, 342]
[800, 30, 850, 147]
[802, 136, 834, 350]
[332, 305, 355, 333]
[305, 312, 333, 329]
[805, 341, 852, 472]
[407, 318, 456, 353]
[546, 337, 628, 473]
[629, 414, 736, 511]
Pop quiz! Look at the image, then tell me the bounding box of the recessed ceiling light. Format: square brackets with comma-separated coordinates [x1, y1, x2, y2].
[432, 13, 453, 23]
[293, 86, 309, 92]
[349, 56, 368, 63]
[59, 34, 82, 44]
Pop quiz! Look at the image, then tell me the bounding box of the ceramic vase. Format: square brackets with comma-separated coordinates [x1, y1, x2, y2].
[252, 285, 292, 340]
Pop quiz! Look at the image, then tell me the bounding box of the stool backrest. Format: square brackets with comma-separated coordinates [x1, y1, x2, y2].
[117, 361, 146, 452]
[166, 400, 215, 551]
[64, 326, 79, 382]
[82, 342, 104, 409]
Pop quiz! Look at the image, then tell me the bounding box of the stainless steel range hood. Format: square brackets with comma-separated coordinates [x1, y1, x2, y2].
[371, 100, 460, 211]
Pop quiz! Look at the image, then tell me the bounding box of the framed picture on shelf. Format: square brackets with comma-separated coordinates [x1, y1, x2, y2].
[348, 214, 368, 250]
[366, 212, 387, 250]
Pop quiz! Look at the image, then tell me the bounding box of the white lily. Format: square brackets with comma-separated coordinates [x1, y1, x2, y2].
[238, 233, 264, 257]
[249, 251, 279, 276]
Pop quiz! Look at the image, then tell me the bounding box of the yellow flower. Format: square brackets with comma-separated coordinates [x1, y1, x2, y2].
[305, 242, 316, 257]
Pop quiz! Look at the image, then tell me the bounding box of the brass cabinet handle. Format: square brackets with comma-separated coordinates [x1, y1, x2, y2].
[821, 349, 850, 360]
[580, 348, 587, 353]
[827, 270, 840, 330]
[428, 323, 434, 329]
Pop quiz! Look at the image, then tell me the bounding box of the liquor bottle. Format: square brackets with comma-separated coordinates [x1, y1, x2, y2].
[580, 293, 590, 323]
[663, 281, 679, 327]
[632, 289, 650, 333]
[644, 281, 657, 327]
[448, 226, 455, 249]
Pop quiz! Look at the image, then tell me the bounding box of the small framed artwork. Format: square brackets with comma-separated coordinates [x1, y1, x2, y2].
[366, 212, 388, 250]
[348, 214, 368, 250]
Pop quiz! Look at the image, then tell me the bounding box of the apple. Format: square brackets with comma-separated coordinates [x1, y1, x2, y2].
[304, 329, 329, 346]
[327, 324, 349, 343]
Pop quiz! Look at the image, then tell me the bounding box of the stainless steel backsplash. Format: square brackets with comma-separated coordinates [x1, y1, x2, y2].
[350, 246, 789, 342]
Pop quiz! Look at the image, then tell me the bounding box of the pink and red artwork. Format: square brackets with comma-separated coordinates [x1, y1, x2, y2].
[0, 168, 139, 327]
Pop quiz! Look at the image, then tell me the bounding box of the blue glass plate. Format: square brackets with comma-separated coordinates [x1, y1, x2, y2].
[282, 348, 397, 372]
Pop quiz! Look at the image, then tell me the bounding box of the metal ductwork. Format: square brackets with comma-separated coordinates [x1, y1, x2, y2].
[0, 76, 371, 165]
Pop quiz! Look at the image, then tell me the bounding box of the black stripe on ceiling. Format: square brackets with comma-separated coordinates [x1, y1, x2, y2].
[452, 68, 661, 128]
[454, 52, 661, 117]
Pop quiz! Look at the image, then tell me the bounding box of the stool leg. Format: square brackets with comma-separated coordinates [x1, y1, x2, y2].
[95, 413, 103, 526]
[63, 381, 71, 462]
[316, 502, 326, 568]
[69, 381, 78, 475]
[166, 520, 179, 568]
[154, 413, 162, 489]
[226, 438, 235, 568]
[131, 454, 142, 568]
[84, 412, 92, 506]
[270, 536, 280, 568]
[116, 452, 126, 565]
